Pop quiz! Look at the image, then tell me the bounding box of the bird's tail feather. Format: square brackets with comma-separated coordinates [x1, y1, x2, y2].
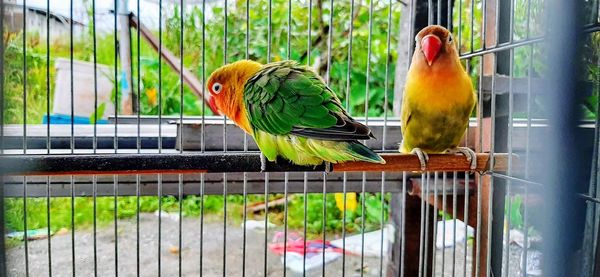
[347, 142, 386, 164]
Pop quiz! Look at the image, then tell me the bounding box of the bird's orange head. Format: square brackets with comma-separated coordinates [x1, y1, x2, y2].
[206, 60, 262, 133]
[414, 25, 458, 67]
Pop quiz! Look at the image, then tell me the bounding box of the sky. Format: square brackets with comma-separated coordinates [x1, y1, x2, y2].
[13, 0, 220, 31]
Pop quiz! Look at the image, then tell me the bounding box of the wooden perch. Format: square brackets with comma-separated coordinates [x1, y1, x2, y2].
[1, 153, 513, 176]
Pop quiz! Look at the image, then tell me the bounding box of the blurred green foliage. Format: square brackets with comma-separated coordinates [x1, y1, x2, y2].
[3, 0, 400, 123]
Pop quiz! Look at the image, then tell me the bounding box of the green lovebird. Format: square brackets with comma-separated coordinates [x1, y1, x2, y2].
[206, 60, 385, 170]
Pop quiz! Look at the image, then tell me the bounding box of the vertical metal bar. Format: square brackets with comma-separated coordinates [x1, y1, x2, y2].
[136, 174, 140, 276]
[23, 177, 30, 277]
[304, 2, 312, 275]
[380, 2, 392, 272]
[114, 175, 119, 277]
[177, 5, 185, 277]
[383, 0, 392, 151]
[47, 176, 52, 276]
[283, 173, 289, 277]
[303, 173, 308, 277]
[264, 0, 272, 275]
[70, 0, 74, 154]
[322, 173, 327, 276]
[325, 0, 333, 84]
[432, 173, 438, 275]
[287, 0, 291, 59]
[362, 1, 374, 274]
[71, 175, 75, 277]
[242, 172, 248, 277]
[437, 0, 441, 25]
[475, 1, 487, 276]
[284, 2, 292, 271]
[199, 0, 206, 276]
[200, 173, 205, 276]
[418, 173, 426, 277]
[457, 0, 462, 54]
[46, 0, 50, 154]
[179, 0, 184, 155]
[223, 0, 228, 153]
[267, 0, 272, 62]
[242, 2, 249, 276]
[469, 0, 475, 52]
[463, 173, 470, 277]
[23, 0, 27, 154]
[323, 1, 334, 273]
[441, 172, 447, 277]
[342, 173, 348, 277]
[136, 1, 141, 275]
[360, 172, 367, 277]
[222, 6, 229, 274]
[93, 175, 98, 277]
[345, 0, 354, 114]
[158, 0, 163, 153]
[136, 0, 141, 154]
[428, 0, 433, 25]
[92, 0, 98, 151]
[114, 0, 119, 154]
[200, 0, 206, 271]
[446, 0, 452, 30]
[452, 172, 457, 276]
[201, 0, 206, 154]
[158, 174, 162, 276]
[264, 173, 270, 277]
[401, 172, 407, 277]
[342, 0, 355, 272]
[423, 173, 430, 276]
[223, 174, 227, 276]
[380, 172, 386, 277]
[486, 61, 497, 277]
[178, 174, 183, 277]
[521, 17, 534, 277]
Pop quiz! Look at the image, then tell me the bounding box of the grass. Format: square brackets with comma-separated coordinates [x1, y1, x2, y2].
[4, 193, 389, 248]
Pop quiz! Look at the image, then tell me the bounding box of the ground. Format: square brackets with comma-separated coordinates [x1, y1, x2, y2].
[6, 213, 523, 276]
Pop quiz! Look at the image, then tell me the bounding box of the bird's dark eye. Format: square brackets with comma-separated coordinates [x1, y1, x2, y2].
[212, 82, 223, 94]
[448, 34, 454, 43]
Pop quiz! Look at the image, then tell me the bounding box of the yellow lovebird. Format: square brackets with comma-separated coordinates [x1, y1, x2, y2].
[400, 25, 477, 170]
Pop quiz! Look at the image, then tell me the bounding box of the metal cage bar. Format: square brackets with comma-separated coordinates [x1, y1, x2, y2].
[1, 1, 599, 277]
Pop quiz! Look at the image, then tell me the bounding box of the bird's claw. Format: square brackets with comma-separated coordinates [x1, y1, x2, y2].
[260, 153, 267, 172]
[324, 162, 331, 174]
[410, 148, 429, 171]
[447, 147, 477, 171]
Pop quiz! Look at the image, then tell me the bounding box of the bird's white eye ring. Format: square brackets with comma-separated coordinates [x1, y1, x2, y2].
[212, 82, 223, 94]
[448, 34, 454, 43]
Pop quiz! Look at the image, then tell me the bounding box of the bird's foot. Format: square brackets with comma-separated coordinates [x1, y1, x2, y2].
[446, 147, 477, 171]
[410, 148, 429, 171]
[324, 162, 331, 174]
[260, 153, 267, 172]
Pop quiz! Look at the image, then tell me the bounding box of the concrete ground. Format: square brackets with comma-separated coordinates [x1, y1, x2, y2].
[6, 213, 523, 276]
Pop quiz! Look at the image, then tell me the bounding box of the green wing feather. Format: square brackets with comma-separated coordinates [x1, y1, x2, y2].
[244, 61, 374, 141]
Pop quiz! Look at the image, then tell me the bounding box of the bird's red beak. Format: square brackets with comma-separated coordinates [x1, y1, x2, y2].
[207, 95, 221, 115]
[421, 34, 442, 66]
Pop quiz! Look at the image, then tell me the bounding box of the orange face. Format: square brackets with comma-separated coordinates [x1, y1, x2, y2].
[206, 78, 226, 115]
[204, 60, 263, 133]
[414, 25, 458, 66]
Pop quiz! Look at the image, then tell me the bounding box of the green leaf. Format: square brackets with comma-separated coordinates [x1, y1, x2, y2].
[89, 102, 106, 124]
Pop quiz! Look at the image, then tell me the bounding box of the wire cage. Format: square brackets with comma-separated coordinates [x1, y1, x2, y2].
[0, 0, 597, 276]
